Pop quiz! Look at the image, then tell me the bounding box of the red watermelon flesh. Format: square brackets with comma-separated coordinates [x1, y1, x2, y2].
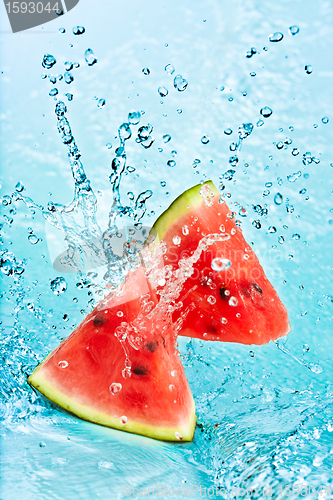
[28, 267, 196, 442]
[150, 181, 291, 345]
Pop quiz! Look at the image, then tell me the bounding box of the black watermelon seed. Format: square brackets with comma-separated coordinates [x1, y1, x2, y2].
[93, 314, 107, 327]
[146, 340, 158, 353]
[219, 287, 230, 301]
[251, 283, 263, 294]
[132, 366, 148, 376]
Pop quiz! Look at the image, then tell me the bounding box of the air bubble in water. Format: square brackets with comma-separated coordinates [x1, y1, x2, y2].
[85, 49, 97, 66]
[165, 64, 175, 75]
[120, 416, 128, 424]
[109, 382, 122, 395]
[167, 160, 176, 168]
[59, 28, 65, 34]
[182, 225, 189, 235]
[292, 148, 299, 156]
[15, 181, 24, 192]
[173, 74, 188, 91]
[260, 106, 273, 118]
[322, 117, 329, 124]
[97, 99, 106, 108]
[252, 220, 261, 229]
[163, 134, 171, 143]
[305, 65, 313, 74]
[292, 233, 300, 240]
[50, 277, 67, 295]
[73, 26, 85, 35]
[221, 317, 227, 324]
[224, 128, 232, 135]
[171, 370, 177, 377]
[257, 119, 264, 127]
[160, 180, 166, 187]
[211, 258, 231, 271]
[158, 86, 168, 97]
[142, 68, 150, 75]
[122, 367, 131, 379]
[289, 26, 299, 35]
[42, 54, 56, 69]
[274, 193, 283, 205]
[128, 110, 141, 125]
[278, 236, 285, 244]
[58, 360, 68, 368]
[229, 296, 238, 306]
[201, 136, 210, 144]
[287, 171, 301, 182]
[269, 32, 283, 42]
[49, 88, 58, 97]
[172, 236, 181, 246]
[268, 226, 277, 233]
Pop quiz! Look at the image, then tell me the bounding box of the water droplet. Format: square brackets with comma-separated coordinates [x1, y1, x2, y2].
[142, 68, 150, 75]
[64, 72, 74, 85]
[50, 277, 67, 295]
[182, 225, 189, 235]
[249, 350, 255, 357]
[302, 344, 310, 352]
[158, 86, 168, 97]
[278, 236, 285, 244]
[221, 317, 228, 324]
[73, 26, 85, 35]
[42, 54, 56, 69]
[207, 295, 216, 305]
[291, 148, 299, 156]
[160, 180, 167, 187]
[64, 61, 73, 72]
[97, 98, 105, 109]
[252, 220, 261, 229]
[292, 233, 300, 240]
[120, 416, 127, 424]
[302, 152, 313, 165]
[116, 311, 124, 318]
[58, 360, 68, 369]
[274, 193, 283, 205]
[287, 171, 301, 182]
[268, 226, 277, 234]
[229, 296, 238, 307]
[238, 123, 253, 139]
[173, 74, 188, 91]
[171, 370, 177, 377]
[230, 228, 236, 235]
[169, 384, 175, 391]
[119, 123, 132, 141]
[15, 181, 24, 192]
[49, 88, 58, 97]
[165, 64, 175, 75]
[309, 363, 323, 374]
[289, 25, 299, 36]
[172, 236, 181, 246]
[260, 106, 273, 118]
[85, 49, 97, 66]
[128, 110, 141, 125]
[305, 65, 313, 74]
[239, 208, 247, 217]
[257, 119, 264, 127]
[269, 32, 283, 42]
[211, 258, 231, 272]
[122, 367, 131, 379]
[249, 72, 256, 77]
[322, 117, 329, 124]
[175, 432, 183, 440]
[201, 136, 210, 145]
[28, 234, 39, 244]
[59, 28, 65, 34]
[109, 382, 122, 395]
[224, 128, 232, 135]
[167, 159, 176, 168]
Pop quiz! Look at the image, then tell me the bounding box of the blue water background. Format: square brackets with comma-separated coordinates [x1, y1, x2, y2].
[0, 0, 333, 498]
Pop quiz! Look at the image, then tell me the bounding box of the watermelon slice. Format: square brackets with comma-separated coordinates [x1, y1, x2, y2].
[28, 267, 196, 442]
[150, 181, 291, 345]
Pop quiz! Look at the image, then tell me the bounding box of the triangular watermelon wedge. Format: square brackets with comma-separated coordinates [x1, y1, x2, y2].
[28, 267, 196, 442]
[150, 181, 291, 345]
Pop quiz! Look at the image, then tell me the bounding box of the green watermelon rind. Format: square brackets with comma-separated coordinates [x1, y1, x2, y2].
[151, 180, 218, 243]
[28, 354, 197, 443]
